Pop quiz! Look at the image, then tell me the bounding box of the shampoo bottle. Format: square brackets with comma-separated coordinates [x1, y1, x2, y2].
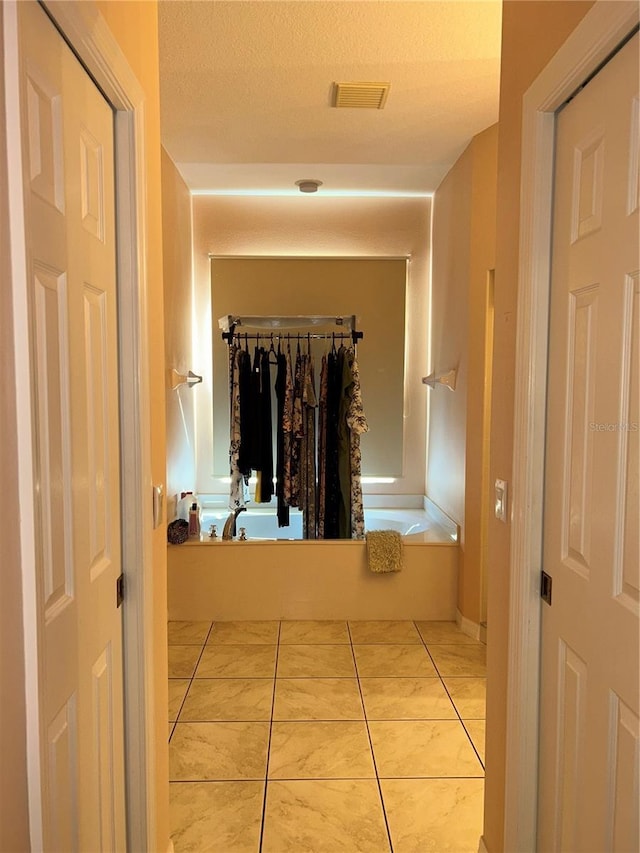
[188, 501, 201, 538]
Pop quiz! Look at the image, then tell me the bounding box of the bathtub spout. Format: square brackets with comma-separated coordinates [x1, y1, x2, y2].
[222, 507, 246, 540]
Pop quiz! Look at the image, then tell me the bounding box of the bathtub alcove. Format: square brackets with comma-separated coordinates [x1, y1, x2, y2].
[168, 500, 458, 621]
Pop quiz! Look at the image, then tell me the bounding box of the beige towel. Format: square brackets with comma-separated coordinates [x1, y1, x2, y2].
[366, 530, 403, 573]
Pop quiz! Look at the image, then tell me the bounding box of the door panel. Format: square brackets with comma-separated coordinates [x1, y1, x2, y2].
[539, 32, 639, 853]
[47, 698, 78, 852]
[19, 3, 126, 849]
[610, 695, 639, 851]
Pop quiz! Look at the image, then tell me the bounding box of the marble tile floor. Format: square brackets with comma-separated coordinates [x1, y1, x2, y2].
[168, 619, 486, 853]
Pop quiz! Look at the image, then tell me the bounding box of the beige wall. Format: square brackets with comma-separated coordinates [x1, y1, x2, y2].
[464, 124, 498, 625]
[428, 124, 498, 625]
[192, 195, 432, 499]
[428, 143, 472, 529]
[484, 2, 596, 850]
[162, 147, 196, 518]
[0, 5, 31, 848]
[93, 2, 170, 848]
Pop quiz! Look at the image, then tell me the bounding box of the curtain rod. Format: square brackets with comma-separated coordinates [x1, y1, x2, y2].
[222, 331, 362, 343]
[218, 315, 363, 345]
[218, 314, 357, 332]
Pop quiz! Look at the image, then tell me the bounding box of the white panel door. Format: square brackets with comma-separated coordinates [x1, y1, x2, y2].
[18, 2, 126, 849]
[539, 33, 639, 853]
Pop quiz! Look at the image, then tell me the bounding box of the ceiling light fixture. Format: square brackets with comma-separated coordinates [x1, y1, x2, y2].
[295, 179, 323, 193]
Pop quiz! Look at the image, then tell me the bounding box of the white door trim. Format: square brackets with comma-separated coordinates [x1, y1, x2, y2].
[505, 2, 640, 850]
[3, 5, 42, 845]
[4, 1, 156, 849]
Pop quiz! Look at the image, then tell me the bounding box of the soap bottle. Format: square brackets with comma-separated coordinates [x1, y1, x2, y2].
[188, 501, 201, 538]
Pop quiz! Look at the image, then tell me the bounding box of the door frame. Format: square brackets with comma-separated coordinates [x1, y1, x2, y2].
[504, 1, 639, 850]
[3, 1, 156, 849]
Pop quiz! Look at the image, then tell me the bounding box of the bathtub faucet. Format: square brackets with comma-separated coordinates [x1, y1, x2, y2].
[222, 506, 246, 540]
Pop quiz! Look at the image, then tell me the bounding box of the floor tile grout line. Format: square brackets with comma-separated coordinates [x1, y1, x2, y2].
[168, 772, 486, 784]
[258, 620, 281, 853]
[347, 622, 395, 853]
[189, 678, 279, 683]
[355, 715, 477, 722]
[169, 621, 215, 741]
[268, 716, 477, 725]
[458, 719, 486, 771]
[168, 719, 275, 726]
[415, 625, 486, 773]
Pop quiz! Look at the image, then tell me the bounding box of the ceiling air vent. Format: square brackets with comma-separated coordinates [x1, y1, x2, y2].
[333, 82, 390, 109]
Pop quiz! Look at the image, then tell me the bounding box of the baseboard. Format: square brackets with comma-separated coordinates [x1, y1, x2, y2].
[478, 835, 489, 853]
[456, 609, 482, 642]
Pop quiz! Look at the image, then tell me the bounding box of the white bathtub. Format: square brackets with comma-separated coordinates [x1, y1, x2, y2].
[199, 506, 457, 542]
[168, 503, 459, 621]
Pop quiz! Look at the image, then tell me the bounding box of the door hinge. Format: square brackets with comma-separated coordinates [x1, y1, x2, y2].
[116, 573, 125, 608]
[541, 570, 553, 606]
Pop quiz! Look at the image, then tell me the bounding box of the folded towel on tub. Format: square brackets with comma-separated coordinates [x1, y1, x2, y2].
[366, 530, 403, 573]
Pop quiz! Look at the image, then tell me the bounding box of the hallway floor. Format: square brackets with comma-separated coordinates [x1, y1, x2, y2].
[168, 620, 486, 852]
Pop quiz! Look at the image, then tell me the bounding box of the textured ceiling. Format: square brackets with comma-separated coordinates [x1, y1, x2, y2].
[158, 1, 502, 194]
